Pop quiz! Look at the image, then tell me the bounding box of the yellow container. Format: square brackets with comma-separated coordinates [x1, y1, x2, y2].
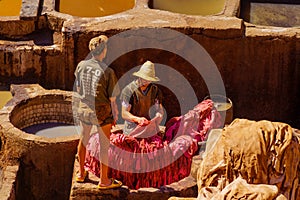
[151, 0, 225, 15]
[0, 91, 12, 109]
[0, 0, 22, 16]
[58, 0, 135, 17]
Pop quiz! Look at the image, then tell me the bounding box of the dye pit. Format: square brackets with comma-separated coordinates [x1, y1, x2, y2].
[150, 0, 226, 15]
[57, 0, 135, 17]
[0, 91, 12, 109]
[240, 0, 300, 27]
[23, 123, 79, 138]
[0, 0, 22, 16]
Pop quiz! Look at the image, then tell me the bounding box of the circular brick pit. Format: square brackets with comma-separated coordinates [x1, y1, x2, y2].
[10, 95, 75, 134]
[0, 85, 79, 200]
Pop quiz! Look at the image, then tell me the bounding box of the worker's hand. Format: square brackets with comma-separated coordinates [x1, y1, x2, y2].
[136, 117, 150, 126]
[155, 112, 163, 118]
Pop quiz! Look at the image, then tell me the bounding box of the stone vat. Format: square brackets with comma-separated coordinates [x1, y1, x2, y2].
[240, 0, 300, 27]
[0, 84, 79, 200]
[55, 0, 135, 18]
[0, 0, 40, 38]
[0, 0, 299, 127]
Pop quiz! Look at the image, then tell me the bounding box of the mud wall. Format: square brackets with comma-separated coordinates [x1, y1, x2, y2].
[0, 0, 299, 128]
[61, 24, 300, 127]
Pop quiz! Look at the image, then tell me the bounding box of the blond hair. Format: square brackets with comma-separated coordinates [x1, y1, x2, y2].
[88, 35, 108, 55]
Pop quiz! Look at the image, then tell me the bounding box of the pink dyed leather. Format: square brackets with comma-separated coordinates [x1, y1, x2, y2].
[85, 99, 222, 189]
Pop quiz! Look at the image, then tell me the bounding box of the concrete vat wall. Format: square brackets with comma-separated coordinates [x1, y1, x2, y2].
[59, 20, 300, 127]
[0, 0, 299, 127]
[0, 85, 79, 200]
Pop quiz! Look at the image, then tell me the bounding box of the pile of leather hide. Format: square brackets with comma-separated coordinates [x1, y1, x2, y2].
[197, 119, 300, 200]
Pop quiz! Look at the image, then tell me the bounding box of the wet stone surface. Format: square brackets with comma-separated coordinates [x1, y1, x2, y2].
[70, 159, 198, 200]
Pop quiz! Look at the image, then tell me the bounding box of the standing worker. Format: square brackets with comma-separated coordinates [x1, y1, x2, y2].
[74, 35, 122, 189]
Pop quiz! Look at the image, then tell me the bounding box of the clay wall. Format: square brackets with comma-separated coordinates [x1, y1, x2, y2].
[0, 0, 299, 126]
[61, 25, 300, 127]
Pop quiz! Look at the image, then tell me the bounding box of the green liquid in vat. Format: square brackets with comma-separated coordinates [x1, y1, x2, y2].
[240, 1, 300, 27]
[248, 3, 300, 27]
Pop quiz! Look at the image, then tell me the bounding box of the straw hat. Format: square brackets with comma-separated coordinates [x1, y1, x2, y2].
[133, 61, 160, 82]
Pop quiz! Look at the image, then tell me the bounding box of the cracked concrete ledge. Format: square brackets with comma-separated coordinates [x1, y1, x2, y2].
[0, 165, 19, 200]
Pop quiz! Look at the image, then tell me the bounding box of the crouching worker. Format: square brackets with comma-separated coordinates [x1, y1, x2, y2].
[74, 35, 122, 189]
[120, 60, 164, 136]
